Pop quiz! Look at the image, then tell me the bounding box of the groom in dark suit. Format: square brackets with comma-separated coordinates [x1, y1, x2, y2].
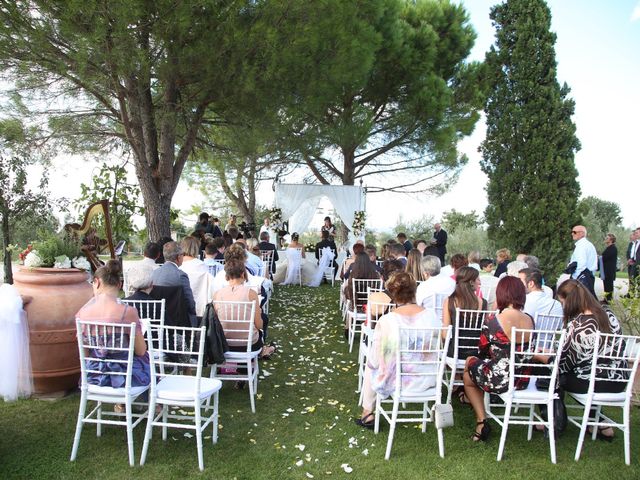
[315, 230, 338, 270]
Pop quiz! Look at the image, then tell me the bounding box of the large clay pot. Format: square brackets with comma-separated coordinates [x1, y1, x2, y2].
[13, 267, 93, 396]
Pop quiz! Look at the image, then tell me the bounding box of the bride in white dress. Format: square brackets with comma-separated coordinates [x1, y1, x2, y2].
[274, 233, 318, 285]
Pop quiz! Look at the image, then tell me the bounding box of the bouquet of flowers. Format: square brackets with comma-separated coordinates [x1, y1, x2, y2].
[352, 210, 366, 237]
[268, 207, 283, 228]
[305, 242, 316, 253]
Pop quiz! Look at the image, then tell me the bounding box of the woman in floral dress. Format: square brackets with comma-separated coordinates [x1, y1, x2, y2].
[463, 276, 534, 441]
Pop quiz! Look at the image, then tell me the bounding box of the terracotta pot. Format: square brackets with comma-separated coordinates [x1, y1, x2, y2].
[13, 267, 93, 396]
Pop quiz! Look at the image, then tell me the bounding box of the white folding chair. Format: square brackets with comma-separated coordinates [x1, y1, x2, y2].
[260, 250, 274, 278]
[347, 278, 383, 352]
[430, 293, 448, 323]
[480, 283, 493, 303]
[71, 320, 150, 467]
[533, 312, 564, 351]
[206, 260, 225, 277]
[140, 325, 221, 471]
[209, 300, 261, 413]
[375, 325, 452, 460]
[445, 308, 497, 403]
[567, 332, 640, 465]
[357, 294, 395, 398]
[319, 247, 336, 286]
[489, 327, 567, 463]
[120, 298, 166, 354]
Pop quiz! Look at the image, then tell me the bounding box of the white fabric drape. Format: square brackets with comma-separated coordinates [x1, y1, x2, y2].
[275, 184, 364, 238]
[307, 247, 335, 287]
[0, 284, 33, 401]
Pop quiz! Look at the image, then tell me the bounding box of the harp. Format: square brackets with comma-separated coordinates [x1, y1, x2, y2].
[64, 199, 116, 271]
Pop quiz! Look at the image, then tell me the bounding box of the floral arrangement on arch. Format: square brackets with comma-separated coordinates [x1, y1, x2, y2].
[268, 207, 283, 229]
[352, 210, 366, 238]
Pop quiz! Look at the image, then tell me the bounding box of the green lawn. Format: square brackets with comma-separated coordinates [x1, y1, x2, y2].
[1, 285, 639, 480]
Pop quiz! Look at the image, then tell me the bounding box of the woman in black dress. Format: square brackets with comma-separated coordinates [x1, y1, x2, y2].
[601, 233, 618, 302]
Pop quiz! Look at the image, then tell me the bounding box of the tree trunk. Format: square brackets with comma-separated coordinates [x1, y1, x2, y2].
[137, 176, 172, 241]
[2, 211, 13, 284]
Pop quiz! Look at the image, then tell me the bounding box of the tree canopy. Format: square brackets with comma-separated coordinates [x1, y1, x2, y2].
[480, 0, 581, 281]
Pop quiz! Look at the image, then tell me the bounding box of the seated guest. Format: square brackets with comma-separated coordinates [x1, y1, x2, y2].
[415, 255, 456, 309]
[405, 248, 426, 282]
[463, 276, 534, 441]
[237, 238, 264, 276]
[468, 251, 481, 271]
[156, 236, 173, 264]
[344, 252, 382, 338]
[152, 241, 197, 327]
[179, 236, 215, 323]
[203, 243, 222, 266]
[365, 245, 382, 274]
[315, 229, 338, 270]
[213, 258, 275, 360]
[478, 258, 499, 307]
[396, 232, 413, 255]
[415, 239, 428, 256]
[355, 272, 440, 429]
[441, 253, 467, 279]
[341, 242, 365, 280]
[442, 266, 487, 359]
[211, 243, 272, 303]
[77, 260, 150, 393]
[141, 242, 161, 269]
[494, 248, 511, 277]
[258, 231, 279, 275]
[208, 237, 225, 260]
[124, 263, 155, 301]
[518, 268, 562, 319]
[505, 260, 528, 278]
[554, 279, 626, 440]
[368, 259, 404, 317]
[479, 258, 494, 274]
[222, 231, 233, 248]
[389, 242, 407, 267]
[228, 226, 241, 241]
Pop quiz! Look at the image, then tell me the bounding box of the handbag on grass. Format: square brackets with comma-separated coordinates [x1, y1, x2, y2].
[432, 403, 454, 429]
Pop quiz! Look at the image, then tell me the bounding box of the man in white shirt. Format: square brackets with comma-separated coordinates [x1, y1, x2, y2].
[568, 225, 598, 296]
[416, 255, 455, 310]
[519, 268, 563, 319]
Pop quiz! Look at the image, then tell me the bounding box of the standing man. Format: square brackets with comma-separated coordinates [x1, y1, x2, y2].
[396, 232, 413, 255]
[568, 225, 598, 297]
[601, 233, 618, 302]
[432, 223, 448, 266]
[626, 229, 638, 283]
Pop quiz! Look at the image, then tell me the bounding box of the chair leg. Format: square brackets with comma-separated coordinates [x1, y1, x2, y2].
[162, 405, 168, 441]
[212, 392, 219, 444]
[70, 391, 87, 461]
[384, 399, 399, 460]
[548, 401, 557, 464]
[623, 404, 631, 465]
[374, 396, 381, 434]
[140, 398, 155, 466]
[125, 399, 135, 467]
[96, 402, 102, 437]
[446, 364, 456, 404]
[195, 402, 204, 471]
[422, 402, 428, 433]
[527, 405, 534, 441]
[247, 360, 256, 413]
[497, 399, 512, 461]
[437, 427, 445, 458]
[574, 399, 592, 462]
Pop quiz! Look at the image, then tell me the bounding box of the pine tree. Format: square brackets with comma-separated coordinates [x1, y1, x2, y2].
[480, 0, 581, 282]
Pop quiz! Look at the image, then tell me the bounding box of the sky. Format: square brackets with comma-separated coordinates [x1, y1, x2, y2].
[41, 0, 640, 232]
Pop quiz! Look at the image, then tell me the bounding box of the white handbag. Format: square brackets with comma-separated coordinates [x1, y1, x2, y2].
[432, 403, 454, 429]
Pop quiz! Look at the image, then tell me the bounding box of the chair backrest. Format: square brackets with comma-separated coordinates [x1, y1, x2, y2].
[206, 261, 225, 277]
[434, 293, 448, 322]
[586, 332, 640, 399]
[509, 327, 566, 399]
[76, 319, 137, 391]
[146, 324, 207, 394]
[375, 260, 384, 270]
[480, 283, 493, 302]
[260, 250, 274, 275]
[452, 308, 499, 359]
[533, 313, 564, 350]
[394, 325, 452, 398]
[121, 298, 166, 352]
[352, 278, 383, 313]
[211, 300, 256, 352]
[319, 246, 335, 263]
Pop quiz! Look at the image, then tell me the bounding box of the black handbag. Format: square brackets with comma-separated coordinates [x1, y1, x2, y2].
[200, 303, 229, 365]
[536, 376, 567, 435]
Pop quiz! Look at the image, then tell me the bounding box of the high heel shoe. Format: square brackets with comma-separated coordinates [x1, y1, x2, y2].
[472, 419, 491, 442]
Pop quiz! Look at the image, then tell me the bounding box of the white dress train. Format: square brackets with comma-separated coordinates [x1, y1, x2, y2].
[281, 248, 303, 285]
[307, 247, 335, 287]
[0, 284, 33, 401]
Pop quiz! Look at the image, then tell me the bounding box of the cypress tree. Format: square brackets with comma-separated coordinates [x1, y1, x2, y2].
[480, 0, 581, 282]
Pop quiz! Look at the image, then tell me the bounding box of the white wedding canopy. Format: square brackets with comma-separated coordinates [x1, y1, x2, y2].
[274, 183, 365, 243]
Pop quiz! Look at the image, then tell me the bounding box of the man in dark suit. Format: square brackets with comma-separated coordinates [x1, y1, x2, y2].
[258, 231, 279, 275]
[151, 241, 197, 327]
[396, 232, 413, 255]
[432, 223, 448, 265]
[315, 230, 338, 270]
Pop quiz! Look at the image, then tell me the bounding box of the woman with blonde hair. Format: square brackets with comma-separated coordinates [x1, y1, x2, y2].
[405, 248, 426, 282]
[494, 248, 511, 277]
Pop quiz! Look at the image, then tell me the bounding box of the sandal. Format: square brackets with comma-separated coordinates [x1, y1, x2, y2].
[260, 344, 276, 360]
[472, 419, 491, 442]
[234, 381, 246, 390]
[586, 426, 614, 442]
[454, 386, 471, 406]
[354, 413, 375, 430]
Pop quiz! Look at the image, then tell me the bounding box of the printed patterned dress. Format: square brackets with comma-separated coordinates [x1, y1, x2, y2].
[367, 309, 441, 399]
[467, 314, 534, 394]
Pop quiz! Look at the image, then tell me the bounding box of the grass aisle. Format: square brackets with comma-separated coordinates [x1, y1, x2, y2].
[1, 284, 639, 479]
